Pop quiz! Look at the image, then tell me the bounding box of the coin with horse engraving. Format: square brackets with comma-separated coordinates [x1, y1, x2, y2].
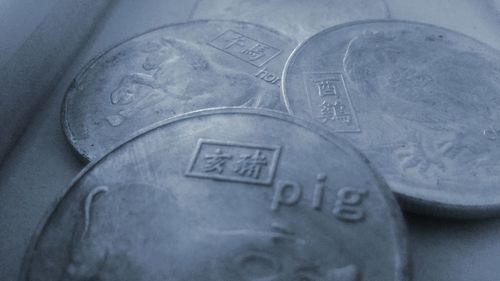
[190, 0, 390, 41]
[282, 20, 500, 218]
[22, 108, 410, 281]
[62, 20, 296, 161]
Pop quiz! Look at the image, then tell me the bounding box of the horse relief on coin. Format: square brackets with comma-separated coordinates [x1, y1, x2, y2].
[62, 20, 296, 161]
[282, 20, 500, 217]
[22, 108, 409, 281]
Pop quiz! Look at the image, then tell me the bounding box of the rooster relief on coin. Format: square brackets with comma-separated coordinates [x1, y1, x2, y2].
[62, 20, 296, 161]
[282, 20, 500, 217]
[22, 109, 409, 281]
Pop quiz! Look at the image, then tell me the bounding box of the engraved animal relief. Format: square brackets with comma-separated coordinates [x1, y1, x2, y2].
[343, 31, 500, 178]
[204, 223, 360, 281]
[393, 129, 498, 177]
[61, 186, 109, 281]
[437, 128, 499, 173]
[395, 133, 446, 175]
[57, 184, 183, 281]
[55, 184, 362, 281]
[342, 31, 500, 125]
[105, 37, 278, 127]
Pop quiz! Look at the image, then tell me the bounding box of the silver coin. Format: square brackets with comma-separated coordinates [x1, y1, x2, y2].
[190, 0, 390, 41]
[282, 20, 500, 218]
[22, 108, 410, 281]
[62, 20, 296, 161]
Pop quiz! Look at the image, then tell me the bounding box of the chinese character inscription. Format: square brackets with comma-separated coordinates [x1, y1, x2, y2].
[305, 72, 360, 132]
[209, 30, 281, 67]
[186, 139, 281, 185]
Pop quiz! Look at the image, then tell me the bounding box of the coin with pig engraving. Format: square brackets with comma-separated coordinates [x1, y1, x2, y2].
[282, 20, 500, 218]
[22, 108, 410, 281]
[190, 0, 390, 41]
[62, 20, 296, 161]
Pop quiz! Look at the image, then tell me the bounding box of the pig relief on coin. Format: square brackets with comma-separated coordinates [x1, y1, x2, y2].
[62, 20, 296, 161]
[282, 20, 500, 217]
[22, 108, 409, 281]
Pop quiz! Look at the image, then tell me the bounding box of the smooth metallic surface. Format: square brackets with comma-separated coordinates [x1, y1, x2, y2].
[282, 20, 500, 218]
[22, 108, 409, 281]
[190, 0, 390, 41]
[62, 20, 296, 161]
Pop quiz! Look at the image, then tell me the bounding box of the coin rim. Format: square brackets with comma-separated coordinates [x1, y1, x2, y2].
[25, 107, 411, 281]
[61, 19, 296, 162]
[281, 19, 500, 218]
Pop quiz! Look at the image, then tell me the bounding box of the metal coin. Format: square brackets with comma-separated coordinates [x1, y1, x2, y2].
[190, 0, 390, 41]
[62, 20, 296, 161]
[22, 108, 410, 281]
[282, 20, 500, 218]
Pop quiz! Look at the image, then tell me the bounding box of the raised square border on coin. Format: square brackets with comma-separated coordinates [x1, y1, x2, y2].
[186, 138, 281, 185]
[208, 29, 282, 67]
[303, 72, 361, 133]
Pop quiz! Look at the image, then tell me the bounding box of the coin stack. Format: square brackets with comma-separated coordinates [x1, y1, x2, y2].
[18, 4, 500, 281]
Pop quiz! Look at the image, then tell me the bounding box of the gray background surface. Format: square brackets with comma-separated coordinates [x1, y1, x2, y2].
[1, 1, 500, 280]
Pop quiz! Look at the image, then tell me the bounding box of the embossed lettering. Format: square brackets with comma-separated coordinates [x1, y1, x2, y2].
[318, 100, 353, 124]
[332, 188, 368, 222]
[203, 148, 233, 174]
[270, 174, 369, 223]
[208, 30, 281, 67]
[304, 72, 360, 132]
[234, 150, 268, 179]
[270, 181, 302, 211]
[312, 173, 327, 210]
[255, 67, 281, 87]
[313, 79, 337, 97]
[186, 139, 281, 185]
[222, 33, 246, 49]
[241, 43, 268, 62]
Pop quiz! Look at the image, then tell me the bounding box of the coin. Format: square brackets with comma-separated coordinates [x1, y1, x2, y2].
[22, 108, 410, 281]
[190, 0, 390, 41]
[282, 20, 500, 218]
[62, 20, 296, 161]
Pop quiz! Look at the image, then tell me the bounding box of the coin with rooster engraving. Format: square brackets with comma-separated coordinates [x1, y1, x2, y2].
[282, 20, 500, 217]
[22, 108, 409, 281]
[62, 20, 296, 161]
